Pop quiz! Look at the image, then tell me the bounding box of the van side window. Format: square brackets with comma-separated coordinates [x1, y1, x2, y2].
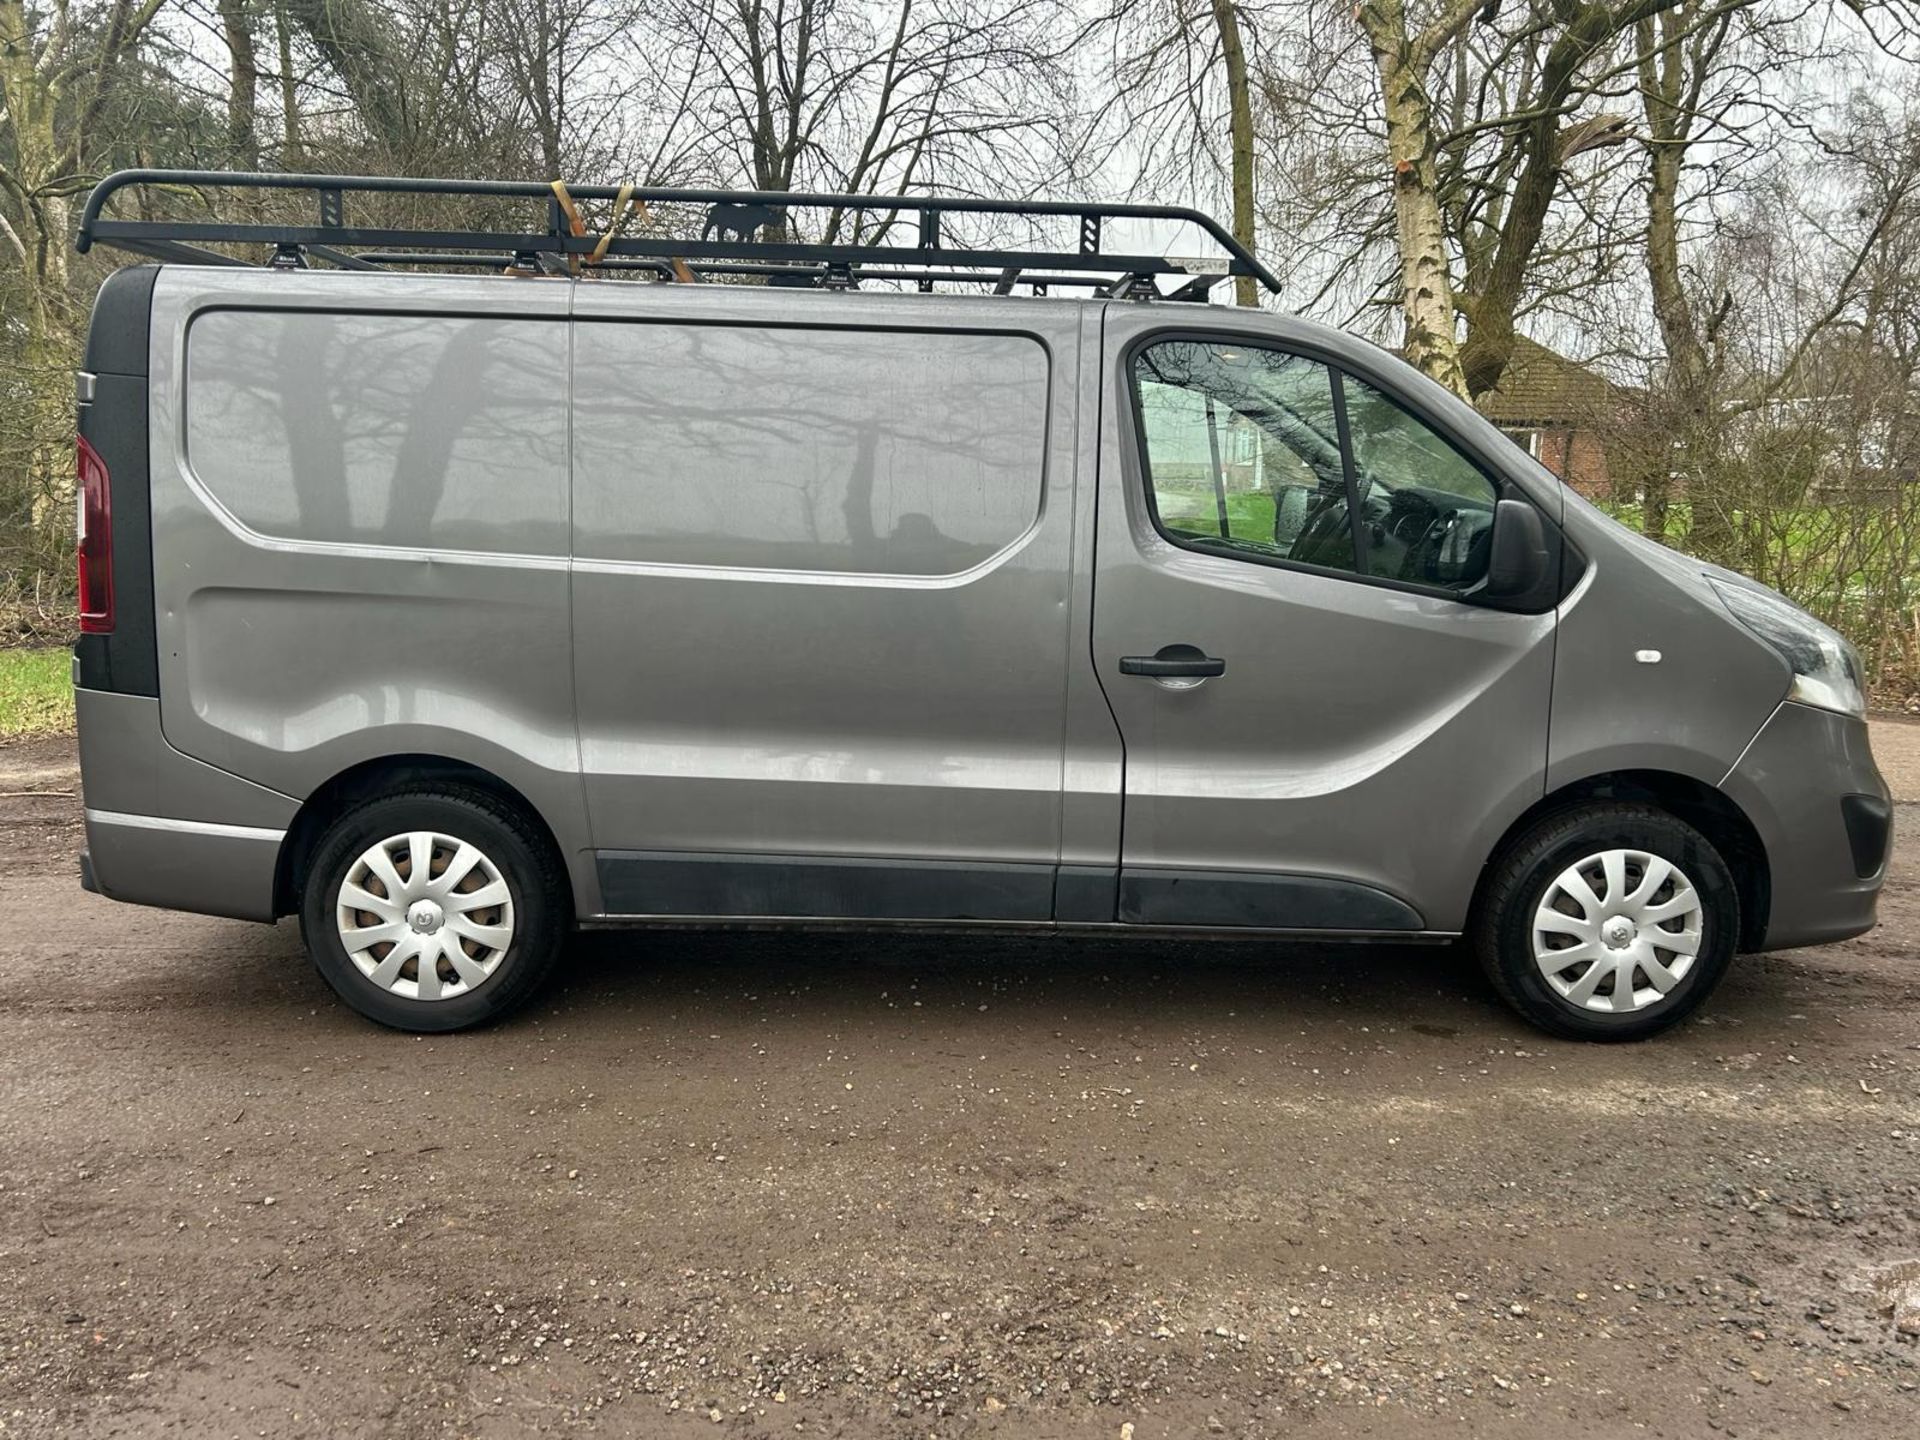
[574, 323, 1048, 577]
[1133, 341, 1356, 574]
[1131, 340, 1501, 593]
[184, 311, 569, 556]
[1340, 375, 1500, 590]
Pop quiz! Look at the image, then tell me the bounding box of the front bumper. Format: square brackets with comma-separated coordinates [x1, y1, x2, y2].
[1720, 701, 1891, 951]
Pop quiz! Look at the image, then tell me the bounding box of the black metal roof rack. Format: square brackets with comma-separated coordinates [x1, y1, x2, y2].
[75, 168, 1282, 301]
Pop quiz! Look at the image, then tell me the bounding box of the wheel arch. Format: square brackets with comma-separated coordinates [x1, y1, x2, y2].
[1477, 769, 1770, 952]
[273, 754, 569, 918]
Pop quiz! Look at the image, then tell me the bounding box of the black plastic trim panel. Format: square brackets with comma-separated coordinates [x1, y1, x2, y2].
[83, 265, 157, 376]
[1117, 867, 1423, 930]
[1841, 793, 1892, 879]
[74, 266, 159, 697]
[597, 852, 1425, 931]
[597, 851, 1058, 922]
[1053, 864, 1119, 923]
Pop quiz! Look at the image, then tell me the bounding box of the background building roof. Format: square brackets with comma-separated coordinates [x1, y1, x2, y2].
[1474, 335, 1620, 427]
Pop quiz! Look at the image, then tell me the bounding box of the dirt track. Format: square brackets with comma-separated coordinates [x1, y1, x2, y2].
[2, 728, 1918, 1439]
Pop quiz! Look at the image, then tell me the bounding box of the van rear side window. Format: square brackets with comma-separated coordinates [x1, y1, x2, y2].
[572, 323, 1049, 577]
[184, 310, 569, 556]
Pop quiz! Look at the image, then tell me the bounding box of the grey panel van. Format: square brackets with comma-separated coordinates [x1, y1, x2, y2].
[69, 172, 1891, 1040]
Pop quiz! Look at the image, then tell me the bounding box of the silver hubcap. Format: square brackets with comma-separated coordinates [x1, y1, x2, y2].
[336, 831, 514, 1001]
[1533, 848, 1704, 1014]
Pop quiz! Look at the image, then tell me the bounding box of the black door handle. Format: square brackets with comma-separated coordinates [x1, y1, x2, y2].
[1119, 645, 1226, 679]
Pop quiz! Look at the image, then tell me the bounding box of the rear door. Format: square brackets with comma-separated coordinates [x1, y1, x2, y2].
[569, 288, 1081, 920]
[1090, 311, 1557, 934]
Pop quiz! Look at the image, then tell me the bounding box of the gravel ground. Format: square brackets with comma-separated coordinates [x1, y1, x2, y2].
[1, 727, 1917, 1439]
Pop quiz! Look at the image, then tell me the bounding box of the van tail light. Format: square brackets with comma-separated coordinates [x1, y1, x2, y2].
[77, 434, 114, 633]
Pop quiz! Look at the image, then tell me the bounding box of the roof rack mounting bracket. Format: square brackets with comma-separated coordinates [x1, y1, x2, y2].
[1165, 272, 1228, 303]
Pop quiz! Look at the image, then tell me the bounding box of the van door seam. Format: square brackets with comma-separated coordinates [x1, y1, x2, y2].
[1085, 303, 1129, 882]
[562, 279, 598, 907]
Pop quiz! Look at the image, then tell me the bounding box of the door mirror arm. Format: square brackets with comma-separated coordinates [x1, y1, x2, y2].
[1481, 498, 1559, 611]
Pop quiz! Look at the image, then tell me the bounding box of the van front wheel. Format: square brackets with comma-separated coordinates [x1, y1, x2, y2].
[298, 785, 569, 1032]
[1473, 803, 1739, 1041]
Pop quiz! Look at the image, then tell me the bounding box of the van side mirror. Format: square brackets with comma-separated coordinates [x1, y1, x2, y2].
[1482, 498, 1556, 608]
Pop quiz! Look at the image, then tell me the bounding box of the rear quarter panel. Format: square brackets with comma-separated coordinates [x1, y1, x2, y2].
[145, 271, 596, 909]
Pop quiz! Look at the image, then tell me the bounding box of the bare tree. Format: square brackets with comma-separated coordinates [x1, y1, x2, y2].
[1084, 0, 1272, 306]
[1620, 5, 1912, 543]
[1348, 0, 1717, 397]
[0, 0, 171, 327]
[1, 0, 179, 617]
[1257, 0, 1736, 396]
[279, 0, 417, 156]
[649, 0, 1078, 241]
[485, 0, 661, 179]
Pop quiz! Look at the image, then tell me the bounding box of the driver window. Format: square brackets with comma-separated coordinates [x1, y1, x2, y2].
[1132, 339, 1501, 593]
[1133, 341, 1358, 574]
[1341, 376, 1499, 589]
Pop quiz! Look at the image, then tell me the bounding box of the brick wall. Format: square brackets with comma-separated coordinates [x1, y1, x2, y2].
[1530, 427, 1612, 500]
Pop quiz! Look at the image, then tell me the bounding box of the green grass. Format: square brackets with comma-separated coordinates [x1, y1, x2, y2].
[0, 648, 74, 739]
[1157, 486, 1279, 540]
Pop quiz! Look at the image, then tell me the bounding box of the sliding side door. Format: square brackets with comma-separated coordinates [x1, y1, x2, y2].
[569, 290, 1082, 921]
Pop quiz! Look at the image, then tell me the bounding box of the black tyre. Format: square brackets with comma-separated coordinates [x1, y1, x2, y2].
[298, 784, 569, 1032]
[1473, 802, 1739, 1041]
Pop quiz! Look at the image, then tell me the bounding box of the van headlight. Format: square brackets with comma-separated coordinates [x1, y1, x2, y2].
[1708, 578, 1864, 718]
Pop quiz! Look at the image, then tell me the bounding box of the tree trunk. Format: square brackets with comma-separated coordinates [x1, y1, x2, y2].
[1360, 3, 1467, 397]
[1640, 120, 1696, 541]
[1637, 6, 1726, 550]
[220, 0, 260, 168]
[1457, 3, 1619, 400]
[274, 1, 303, 165]
[1210, 0, 1259, 307]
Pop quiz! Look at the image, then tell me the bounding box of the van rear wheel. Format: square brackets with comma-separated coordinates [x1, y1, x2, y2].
[298, 784, 568, 1032]
[1473, 803, 1739, 1041]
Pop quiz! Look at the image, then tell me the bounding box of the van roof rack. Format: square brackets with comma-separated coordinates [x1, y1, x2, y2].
[75, 168, 1282, 302]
